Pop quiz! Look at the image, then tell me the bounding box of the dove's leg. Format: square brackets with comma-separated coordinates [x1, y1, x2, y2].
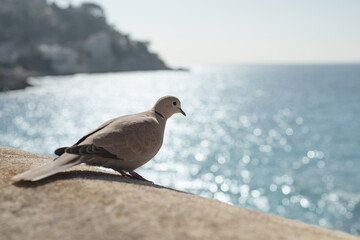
[128, 171, 154, 184]
[112, 167, 153, 184]
[118, 170, 132, 178]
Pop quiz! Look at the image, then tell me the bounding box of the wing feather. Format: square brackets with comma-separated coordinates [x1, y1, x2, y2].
[54, 118, 118, 156]
[65, 144, 119, 159]
[93, 116, 162, 160]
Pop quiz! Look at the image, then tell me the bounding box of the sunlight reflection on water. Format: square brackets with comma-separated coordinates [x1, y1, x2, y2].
[1, 64, 360, 235]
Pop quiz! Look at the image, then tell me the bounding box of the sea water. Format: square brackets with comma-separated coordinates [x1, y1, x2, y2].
[0, 64, 359, 235]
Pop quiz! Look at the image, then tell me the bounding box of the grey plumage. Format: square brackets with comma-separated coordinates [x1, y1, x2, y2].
[13, 154, 82, 182]
[12, 96, 186, 182]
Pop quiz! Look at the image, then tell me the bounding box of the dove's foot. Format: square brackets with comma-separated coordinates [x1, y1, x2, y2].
[128, 171, 154, 184]
[118, 170, 132, 178]
[117, 170, 154, 184]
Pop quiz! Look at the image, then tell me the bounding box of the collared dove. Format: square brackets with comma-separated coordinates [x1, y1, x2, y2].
[12, 96, 186, 183]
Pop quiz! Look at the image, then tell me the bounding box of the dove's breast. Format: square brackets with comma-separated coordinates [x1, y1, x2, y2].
[122, 118, 164, 158]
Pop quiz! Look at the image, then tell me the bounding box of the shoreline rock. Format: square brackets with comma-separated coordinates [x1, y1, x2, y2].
[0, 67, 33, 91]
[0, 0, 172, 92]
[0, 145, 358, 240]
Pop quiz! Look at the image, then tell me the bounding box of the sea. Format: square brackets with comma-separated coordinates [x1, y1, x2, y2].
[0, 64, 359, 236]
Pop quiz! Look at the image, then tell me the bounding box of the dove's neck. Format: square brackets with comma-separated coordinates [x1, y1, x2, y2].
[152, 108, 167, 130]
[155, 110, 165, 119]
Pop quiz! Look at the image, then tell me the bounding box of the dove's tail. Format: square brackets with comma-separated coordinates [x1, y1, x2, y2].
[12, 153, 82, 182]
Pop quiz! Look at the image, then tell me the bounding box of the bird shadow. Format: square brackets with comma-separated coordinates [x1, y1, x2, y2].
[13, 170, 189, 194]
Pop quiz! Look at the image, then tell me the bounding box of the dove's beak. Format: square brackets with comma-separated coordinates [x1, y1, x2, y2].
[179, 108, 186, 116]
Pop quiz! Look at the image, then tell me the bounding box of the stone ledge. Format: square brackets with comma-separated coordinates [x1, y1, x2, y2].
[0, 145, 358, 240]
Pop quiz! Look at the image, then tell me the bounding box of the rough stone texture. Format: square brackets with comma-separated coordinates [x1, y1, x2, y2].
[0, 145, 358, 240]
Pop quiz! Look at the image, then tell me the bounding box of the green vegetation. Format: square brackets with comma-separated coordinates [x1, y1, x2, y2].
[0, 0, 169, 91]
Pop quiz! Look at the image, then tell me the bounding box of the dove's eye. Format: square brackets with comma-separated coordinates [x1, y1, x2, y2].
[173, 102, 177, 106]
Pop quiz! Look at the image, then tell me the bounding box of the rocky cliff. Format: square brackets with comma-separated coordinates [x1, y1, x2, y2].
[1, 145, 358, 240]
[0, 0, 169, 91]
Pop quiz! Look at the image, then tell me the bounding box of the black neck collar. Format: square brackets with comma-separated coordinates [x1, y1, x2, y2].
[155, 110, 165, 119]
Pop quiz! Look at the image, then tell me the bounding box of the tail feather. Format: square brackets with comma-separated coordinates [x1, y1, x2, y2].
[12, 153, 82, 182]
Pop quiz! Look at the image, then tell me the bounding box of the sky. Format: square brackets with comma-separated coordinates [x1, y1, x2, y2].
[53, 0, 360, 65]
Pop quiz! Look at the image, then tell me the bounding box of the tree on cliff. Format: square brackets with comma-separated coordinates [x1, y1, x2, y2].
[0, 0, 169, 76]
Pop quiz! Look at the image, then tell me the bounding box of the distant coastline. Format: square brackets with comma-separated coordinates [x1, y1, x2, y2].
[0, 0, 171, 91]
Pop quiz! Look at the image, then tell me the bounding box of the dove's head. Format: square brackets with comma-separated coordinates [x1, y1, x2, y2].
[154, 96, 186, 120]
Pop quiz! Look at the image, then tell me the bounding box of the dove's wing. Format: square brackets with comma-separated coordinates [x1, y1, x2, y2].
[91, 114, 163, 161]
[54, 117, 118, 156]
[60, 113, 163, 161]
[64, 144, 118, 159]
[74, 118, 118, 145]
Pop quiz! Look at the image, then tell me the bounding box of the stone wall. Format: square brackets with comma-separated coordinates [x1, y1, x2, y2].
[0, 145, 358, 240]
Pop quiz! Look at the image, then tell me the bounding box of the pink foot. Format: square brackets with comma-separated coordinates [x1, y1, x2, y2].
[118, 170, 132, 178]
[129, 171, 154, 184]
